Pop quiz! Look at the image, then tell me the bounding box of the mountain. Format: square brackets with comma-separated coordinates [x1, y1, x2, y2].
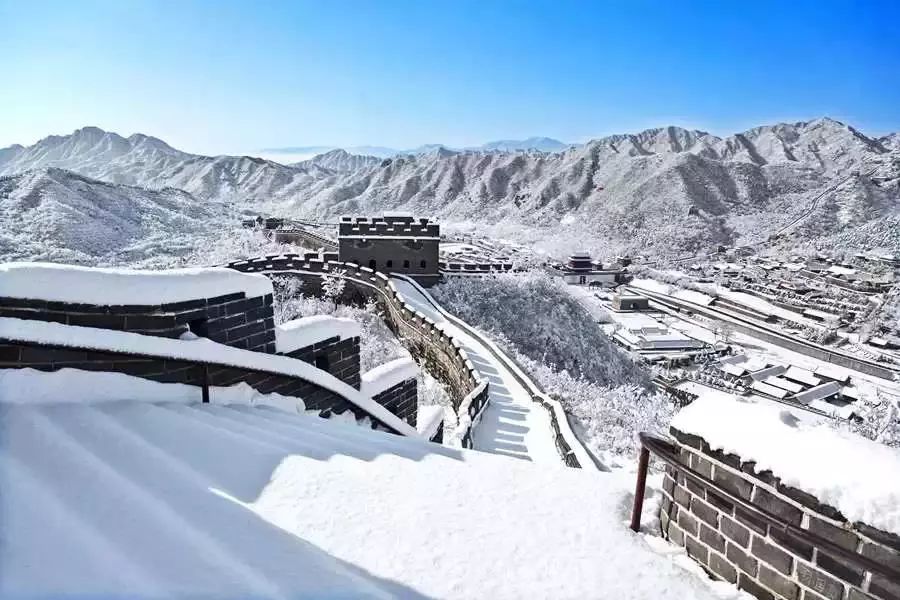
[478, 137, 569, 153]
[261, 137, 569, 159]
[0, 168, 231, 266]
[293, 149, 383, 173]
[2, 118, 898, 261]
[277, 118, 900, 257]
[0, 126, 333, 202]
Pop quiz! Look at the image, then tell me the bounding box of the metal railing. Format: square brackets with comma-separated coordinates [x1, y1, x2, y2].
[631, 432, 900, 583]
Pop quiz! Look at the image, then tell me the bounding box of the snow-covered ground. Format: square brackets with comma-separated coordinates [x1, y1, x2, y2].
[1, 389, 748, 599]
[389, 277, 562, 463]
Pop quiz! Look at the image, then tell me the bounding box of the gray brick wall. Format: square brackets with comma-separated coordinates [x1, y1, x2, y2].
[0, 292, 276, 354]
[0, 341, 402, 432]
[371, 378, 418, 427]
[281, 336, 361, 390]
[659, 427, 900, 600]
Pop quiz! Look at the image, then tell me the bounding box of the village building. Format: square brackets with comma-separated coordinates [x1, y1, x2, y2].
[551, 252, 628, 286]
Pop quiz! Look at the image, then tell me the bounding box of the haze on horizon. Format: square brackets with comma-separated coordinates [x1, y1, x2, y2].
[2, 0, 899, 156]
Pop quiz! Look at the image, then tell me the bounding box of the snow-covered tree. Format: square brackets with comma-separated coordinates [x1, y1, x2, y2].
[847, 392, 900, 448]
[432, 271, 673, 459]
[322, 269, 347, 312]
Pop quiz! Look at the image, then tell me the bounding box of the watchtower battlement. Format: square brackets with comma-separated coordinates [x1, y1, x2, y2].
[338, 215, 439, 239]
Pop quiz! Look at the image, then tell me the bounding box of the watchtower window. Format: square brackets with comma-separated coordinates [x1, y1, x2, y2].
[314, 354, 330, 372]
[386, 260, 393, 268]
[188, 318, 208, 337]
[420, 260, 427, 269]
[403, 260, 410, 268]
[368, 259, 377, 269]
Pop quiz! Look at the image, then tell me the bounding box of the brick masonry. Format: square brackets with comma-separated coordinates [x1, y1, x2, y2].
[0, 341, 403, 433]
[281, 335, 361, 390]
[227, 255, 488, 447]
[659, 427, 900, 600]
[0, 292, 277, 354]
[371, 378, 418, 428]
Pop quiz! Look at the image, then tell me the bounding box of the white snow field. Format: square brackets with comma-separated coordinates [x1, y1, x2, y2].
[1, 392, 737, 599]
[672, 395, 900, 536]
[388, 277, 562, 463]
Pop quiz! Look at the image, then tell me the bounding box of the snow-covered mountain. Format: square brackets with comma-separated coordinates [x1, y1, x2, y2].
[2, 118, 898, 260]
[293, 149, 383, 173]
[0, 126, 333, 202]
[278, 118, 900, 256]
[0, 168, 231, 265]
[479, 137, 570, 153]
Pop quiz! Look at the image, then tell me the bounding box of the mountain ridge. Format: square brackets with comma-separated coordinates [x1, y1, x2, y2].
[2, 118, 898, 260]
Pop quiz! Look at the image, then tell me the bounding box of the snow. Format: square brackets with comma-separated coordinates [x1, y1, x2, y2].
[0, 397, 733, 599]
[750, 380, 789, 399]
[793, 381, 842, 404]
[275, 315, 361, 353]
[784, 365, 822, 387]
[360, 357, 419, 398]
[0, 262, 272, 304]
[388, 276, 568, 464]
[672, 395, 900, 535]
[0, 367, 308, 413]
[0, 316, 418, 436]
[416, 404, 444, 439]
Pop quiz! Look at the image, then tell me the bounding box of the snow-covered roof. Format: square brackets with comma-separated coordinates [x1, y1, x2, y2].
[783, 366, 821, 387]
[750, 380, 789, 399]
[671, 395, 900, 536]
[360, 357, 419, 398]
[721, 363, 748, 377]
[2, 400, 729, 599]
[748, 365, 786, 381]
[762, 376, 804, 394]
[0, 262, 273, 304]
[275, 315, 362, 353]
[814, 364, 852, 384]
[792, 381, 842, 404]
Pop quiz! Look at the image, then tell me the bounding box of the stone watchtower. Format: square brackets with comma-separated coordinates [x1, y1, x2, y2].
[338, 215, 441, 286]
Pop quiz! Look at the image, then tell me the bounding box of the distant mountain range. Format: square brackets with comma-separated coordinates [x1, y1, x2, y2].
[261, 137, 571, 160]
[2, 118, 898, 264]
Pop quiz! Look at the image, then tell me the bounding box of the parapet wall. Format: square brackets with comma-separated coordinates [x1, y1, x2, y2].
[660, 427, 900, 600]
[225, 254, 489, 447]
[0, 340, 403, 433]
[371, 379, 418, 427]
[0, 292, 276, 353]
[338, 215, 439, 238]
[280, 335, 361, 391]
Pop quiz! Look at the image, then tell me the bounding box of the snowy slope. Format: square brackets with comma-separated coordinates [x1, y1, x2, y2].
[278, 118, 900, 257]
[3, 119, 898, 259]
[293, 148, 382, 173]
[0, 168, 230, 265]
[0, 126, 333, 201]
[1, 398, 736, 599]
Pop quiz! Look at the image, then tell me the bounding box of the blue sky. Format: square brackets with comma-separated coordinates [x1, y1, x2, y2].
[2, 0, 899, 155]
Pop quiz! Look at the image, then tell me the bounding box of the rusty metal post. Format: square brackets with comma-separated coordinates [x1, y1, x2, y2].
[630, 445, 651, 532]
[201, 365, 210, 404]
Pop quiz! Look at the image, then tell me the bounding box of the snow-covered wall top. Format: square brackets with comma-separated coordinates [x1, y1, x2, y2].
[275, 315, 361, 354]
[671, 395, 900, 536]
[0, 262, 273, 304]
[361, 357, 419, 398]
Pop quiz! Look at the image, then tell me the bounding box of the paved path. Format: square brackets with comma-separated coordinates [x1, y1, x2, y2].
[390, 277, 562, 464]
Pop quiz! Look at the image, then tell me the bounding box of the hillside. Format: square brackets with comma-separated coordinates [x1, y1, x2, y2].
[0, 168, 232, 266]
[2, 119, 898, 260]
[0, 126, 333, 202]
[281, 118, 900, 257]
